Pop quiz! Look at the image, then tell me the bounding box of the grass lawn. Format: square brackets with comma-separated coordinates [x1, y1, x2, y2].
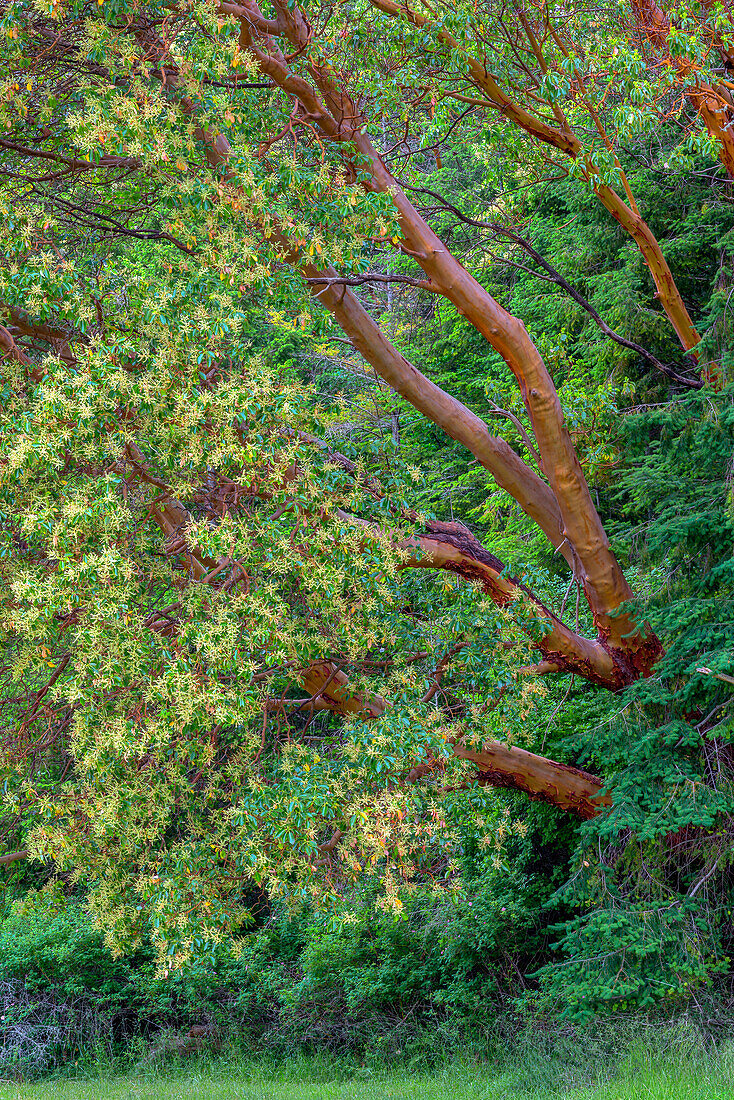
[0, 1049, 733, 1100]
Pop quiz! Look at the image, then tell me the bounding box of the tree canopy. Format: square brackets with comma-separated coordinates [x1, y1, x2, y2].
[2, 0, 734, 1006]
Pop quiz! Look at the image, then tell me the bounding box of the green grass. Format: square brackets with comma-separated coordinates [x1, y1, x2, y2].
[1, 1046, 733, 1100]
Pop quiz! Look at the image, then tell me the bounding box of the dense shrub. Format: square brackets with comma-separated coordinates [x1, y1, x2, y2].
[0, 891, 237, 1067]
[0, 893, 145, 1003]
[0, 875, 545, 1067]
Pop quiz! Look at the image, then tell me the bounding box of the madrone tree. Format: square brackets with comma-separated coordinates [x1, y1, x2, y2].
[0, 0, 730, 962]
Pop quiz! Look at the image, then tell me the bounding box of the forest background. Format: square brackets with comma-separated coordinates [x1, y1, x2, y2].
[3, 0, 734, 1081]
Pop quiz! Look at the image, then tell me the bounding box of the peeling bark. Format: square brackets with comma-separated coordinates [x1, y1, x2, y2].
[301, 663, 610, 818]
[399, 520, 621, 686]
[454, 741, 610, 819]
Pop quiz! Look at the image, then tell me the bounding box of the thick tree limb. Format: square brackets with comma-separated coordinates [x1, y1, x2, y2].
[402, 183, 701, 389]
[365, 0, 702, 359]
[397, 519, 618, 683]
[300, 663, 610, 818]
[453, 741, 610, 819]
[0, 850, 29, 867]
[242, 0, 661, 670]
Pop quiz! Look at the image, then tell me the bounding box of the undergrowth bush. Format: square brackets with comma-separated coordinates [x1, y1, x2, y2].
[3, 870, 734, 1078]
[0, 877, 543, 1072]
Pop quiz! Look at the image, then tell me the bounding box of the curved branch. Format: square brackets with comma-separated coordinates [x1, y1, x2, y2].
[0, 850, 29, 866]
[401, 183, 702, 389]
[396, 518, 618, 684]
[367, 0, 702, 358]
[300, 663, 610, 818]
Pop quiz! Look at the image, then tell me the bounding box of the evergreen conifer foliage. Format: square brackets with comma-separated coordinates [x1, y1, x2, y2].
[533, 388, 734, 1017]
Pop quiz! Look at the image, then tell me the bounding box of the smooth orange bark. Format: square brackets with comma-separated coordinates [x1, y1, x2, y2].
[366, 0, 702, 357]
